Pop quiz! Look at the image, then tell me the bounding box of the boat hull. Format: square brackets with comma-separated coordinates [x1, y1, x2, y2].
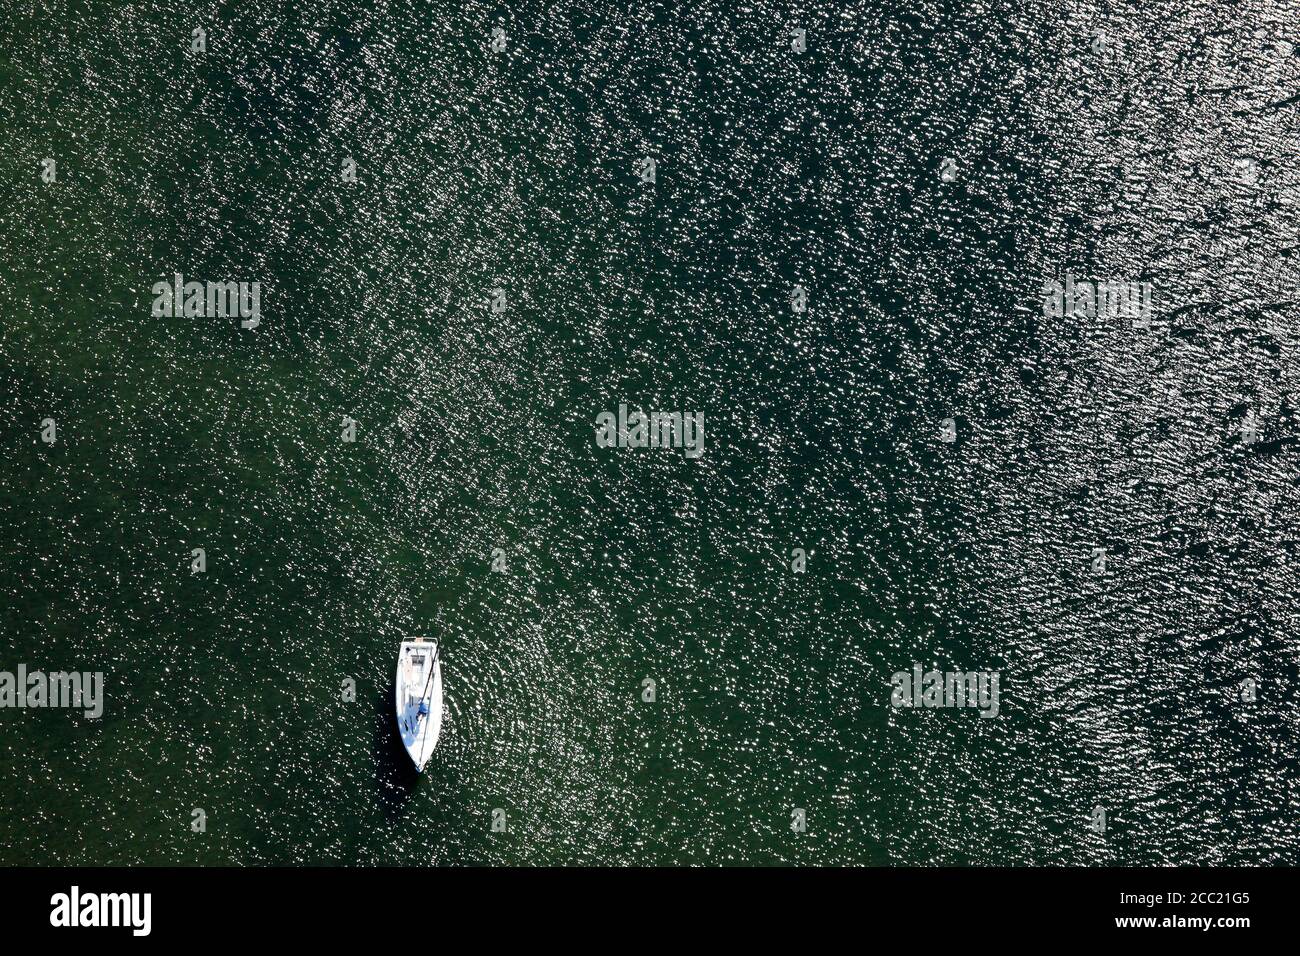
[395, 639, 443, 771]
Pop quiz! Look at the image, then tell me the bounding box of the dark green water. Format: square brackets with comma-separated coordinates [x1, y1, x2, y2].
[3, 0, 1299, 864]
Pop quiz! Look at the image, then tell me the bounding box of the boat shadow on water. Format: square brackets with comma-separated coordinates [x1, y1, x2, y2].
[371, 676, 421, 817]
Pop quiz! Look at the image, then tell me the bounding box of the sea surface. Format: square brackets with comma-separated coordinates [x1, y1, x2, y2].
[2, 0, 1299, 865]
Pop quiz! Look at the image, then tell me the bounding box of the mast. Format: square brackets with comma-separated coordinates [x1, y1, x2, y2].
[414, 640, 440, 767]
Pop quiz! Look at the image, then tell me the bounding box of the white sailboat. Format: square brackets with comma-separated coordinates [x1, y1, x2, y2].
[395, 638, 443, 771]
